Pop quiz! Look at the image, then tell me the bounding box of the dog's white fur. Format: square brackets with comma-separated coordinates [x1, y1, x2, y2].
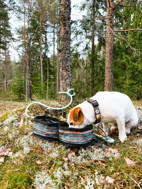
[68, 91, 138, 142]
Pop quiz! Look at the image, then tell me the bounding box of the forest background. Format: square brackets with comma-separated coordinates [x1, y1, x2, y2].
[0, 0, 142, 102]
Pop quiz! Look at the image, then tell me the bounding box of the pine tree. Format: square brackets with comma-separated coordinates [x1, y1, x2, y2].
[58, 0, 72, 99]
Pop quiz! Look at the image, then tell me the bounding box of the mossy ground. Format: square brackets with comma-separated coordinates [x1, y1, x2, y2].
[0, 101, 141, 189]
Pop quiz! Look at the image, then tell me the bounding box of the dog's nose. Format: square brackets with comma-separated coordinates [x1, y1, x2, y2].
[69, 122, 74, 126]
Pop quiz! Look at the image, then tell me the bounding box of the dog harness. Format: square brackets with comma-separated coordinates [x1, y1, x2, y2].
[87, 99, 101, 124]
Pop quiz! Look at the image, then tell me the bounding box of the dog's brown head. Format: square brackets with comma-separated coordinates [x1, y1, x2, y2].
[67, 102, 96, 129]
[68, 107, 84, 126]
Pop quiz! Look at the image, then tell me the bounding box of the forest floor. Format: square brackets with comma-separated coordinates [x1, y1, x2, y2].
[0, 100, 142, 189]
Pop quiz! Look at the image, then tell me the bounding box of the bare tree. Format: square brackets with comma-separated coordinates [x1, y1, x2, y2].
[39, 0, 44, 96]
[105, 0, 114, 91]
[91, 0, 95, 94]
[26, 0, 32, 101]
[105, 0, 124, 91]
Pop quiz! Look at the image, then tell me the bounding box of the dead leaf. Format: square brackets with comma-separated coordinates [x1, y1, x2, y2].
[36, 160, 42, 165]
[113, 172, 120, 178]
[106, 148, 119, 155]
[0, 151, 9, 156]
[63, 157, 68, 162]
[68, 151, 75, 158]
[50, 163, 56, 172]
[106, 176, 115, 183]
[17, 138, 20, 144]
[4, 126, 9, 132]
[60, 116, 67, 122]
[32, 135, 35, 139]
[31, 146, 42, 153]
[0, 157, 5, 164]
[14, 169, 20, 171]
[0, 146, 4, 152]
[138, 126, 142, 130]
[124, 158, 135, 167]
[6, 149, 11, 152]
[129, 145, 137, 149]
[94, 159, 105, 163]
[19, 119, 24, 127]
[8, 152, 13, 157]
[138, 106, 142, 110]
[0, 148, 12, 157]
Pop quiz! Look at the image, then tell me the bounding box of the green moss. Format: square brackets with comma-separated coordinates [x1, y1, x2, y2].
[6, 173, 33, 189]
[0, 111, 11, 122]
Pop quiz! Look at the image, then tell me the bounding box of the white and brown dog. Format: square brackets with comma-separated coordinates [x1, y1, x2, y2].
[68, 91, 138, 142]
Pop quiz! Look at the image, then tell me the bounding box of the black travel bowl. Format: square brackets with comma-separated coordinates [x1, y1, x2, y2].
[59, 121, 94, 147]
[33, 116, 60, 140]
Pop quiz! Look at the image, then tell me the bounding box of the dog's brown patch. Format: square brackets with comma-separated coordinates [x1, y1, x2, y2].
[69, 107, 84, 125]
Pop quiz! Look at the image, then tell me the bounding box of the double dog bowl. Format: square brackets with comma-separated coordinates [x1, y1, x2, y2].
[33, 116, 94, 147]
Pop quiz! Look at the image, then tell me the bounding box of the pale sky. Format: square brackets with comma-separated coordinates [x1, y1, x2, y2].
[9, 0, 85, 61]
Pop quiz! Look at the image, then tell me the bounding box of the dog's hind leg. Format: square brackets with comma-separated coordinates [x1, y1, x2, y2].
[116, 117, 127, 143]
[126, 112, 138, 134]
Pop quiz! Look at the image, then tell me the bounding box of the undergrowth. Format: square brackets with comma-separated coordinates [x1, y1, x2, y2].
[0, 101, 141, 189]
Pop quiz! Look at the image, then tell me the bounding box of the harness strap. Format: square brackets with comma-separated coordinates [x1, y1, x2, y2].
[87, 99, 101, 124]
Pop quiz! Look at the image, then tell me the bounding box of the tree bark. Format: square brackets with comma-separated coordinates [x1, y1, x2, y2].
[40, 0, 44, 96]
[59, 0, 72, 100]
[57, 19, 60, 92]
[91, 0, 95, 94]
[23, 5, 26, 89]
[4, 50, 7, 92]
[26, 0, 32, 101]
[45, 26, 49, 99]
[57, 0, 60, 92]
[105, 0, 114, 91]
[53, 23, 56, 94]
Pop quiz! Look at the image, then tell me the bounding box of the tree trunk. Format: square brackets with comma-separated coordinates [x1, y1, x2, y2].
[23, 5, 26, 89]
[40, 0, 44, 96]
[26, 0, 32, 101]
[91, 0, 95, 94]
[57, 1, 60, 92]
[59, 0, 72, 100]
[53, 23, 56, 94]
[105, 0, 114, 91]
[26, 41, 32, 101]
[46, 58, 49, 99]
[4, 50, 7, 92]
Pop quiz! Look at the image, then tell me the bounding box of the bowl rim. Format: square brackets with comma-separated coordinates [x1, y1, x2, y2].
[34, 116, 60, 126]
[59, 121, 93, 132]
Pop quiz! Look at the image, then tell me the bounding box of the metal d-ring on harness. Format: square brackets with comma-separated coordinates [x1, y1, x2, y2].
[87, 99, 114, 143]
[25, 88, 75, 119]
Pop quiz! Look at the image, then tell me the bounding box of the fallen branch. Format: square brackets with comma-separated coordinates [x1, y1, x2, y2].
[77, 159, 105, 166]
[115, 29, 142, 32]
[123, 172, 142, 189]
[0, 140, 8, 153]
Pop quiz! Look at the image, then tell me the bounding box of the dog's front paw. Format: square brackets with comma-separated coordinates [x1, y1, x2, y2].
[119, 134, 127, 143]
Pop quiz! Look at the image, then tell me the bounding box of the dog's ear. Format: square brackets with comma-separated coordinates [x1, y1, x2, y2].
[72, 107, 83, 122]
[81, 105, 95, 123]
